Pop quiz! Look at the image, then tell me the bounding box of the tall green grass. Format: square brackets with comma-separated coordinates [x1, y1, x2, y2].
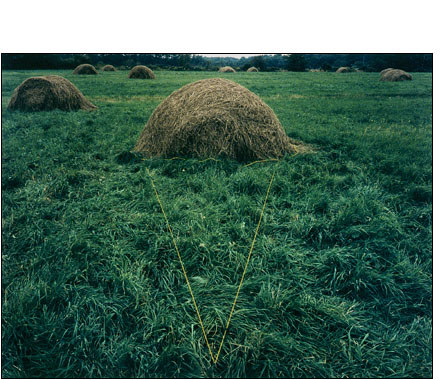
[1, 70, 432, 378]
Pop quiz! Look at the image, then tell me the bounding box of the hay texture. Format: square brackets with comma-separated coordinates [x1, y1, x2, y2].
[128, 65, 155, 79]
[380, 68, 394, 75]
[73, 64, 98, 75]
[380, 69, 413, 82]
[134, 78, 296, 161]
[336, 67, 353, 73]
[102, 65, 117, 71]
[7, 75, 97, 112]
[247, 66, 259, 72]
[218, 66, 236, 73]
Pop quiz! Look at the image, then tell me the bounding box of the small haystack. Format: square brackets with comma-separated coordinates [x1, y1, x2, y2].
[7, 75, 97, 112]
[336, 67, 353, 73]
[128, 65, 155, 79]
[218, 66, 236, 73]
[247, 66, 259, 72]
[380, 68, 394, 75]
[380, 69, 413, 82]
[134, 78, 298, 161]
[102, 65, 117, 71]
[73, 64, 98, 75]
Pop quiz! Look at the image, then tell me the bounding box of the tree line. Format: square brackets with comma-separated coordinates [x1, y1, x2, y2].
[1, 53, 432, 72]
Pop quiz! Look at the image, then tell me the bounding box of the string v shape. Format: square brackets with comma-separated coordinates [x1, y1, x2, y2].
[146, 166, 276, 364]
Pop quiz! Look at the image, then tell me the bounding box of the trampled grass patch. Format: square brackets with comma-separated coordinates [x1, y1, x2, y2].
[1, 70, 432, 378]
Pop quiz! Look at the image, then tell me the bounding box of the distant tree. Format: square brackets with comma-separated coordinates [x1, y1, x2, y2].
[177, 54, 191, 69]
[250, 56, 266, 71]
[320, 63, 332, 72]
[285, 54, 306, 71]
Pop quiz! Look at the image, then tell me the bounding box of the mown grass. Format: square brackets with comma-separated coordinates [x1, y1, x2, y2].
[1, 70, 432, 378]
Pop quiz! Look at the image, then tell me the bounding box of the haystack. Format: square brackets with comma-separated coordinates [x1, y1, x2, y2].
[218, 66, 236, 73]
[336, 67, 353, 73]
[247, 66, 259, 72]
[134, 78, 297, 161]
[73, 64, 98, 75]
[7, 75, 97, 112]
[380, 69, 413, 82]
[380, 68, 394, 75]
[128, 65, 155, 79]
[102, 64, 117, 71]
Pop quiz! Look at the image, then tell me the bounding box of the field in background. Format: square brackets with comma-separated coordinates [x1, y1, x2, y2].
[1, 70, 432, 378]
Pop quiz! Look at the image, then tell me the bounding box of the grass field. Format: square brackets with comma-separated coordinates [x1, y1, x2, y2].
[1, 69, 432, 378]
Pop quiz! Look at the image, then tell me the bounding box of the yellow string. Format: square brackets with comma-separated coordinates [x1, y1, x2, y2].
[147, 168, 215, 362]
[214, 169, 276, 363]
[146, 165, 276, 364]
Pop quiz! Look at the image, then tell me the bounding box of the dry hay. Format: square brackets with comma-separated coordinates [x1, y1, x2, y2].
[128, 65, 156, 79]
[73, 64, 98, 75]
[380, 68, 394, 75]
[218, 66, 236, 73]
[7, 75, 97, 112]
[102, 64, 117, 71]
[336, 67, 353, 73]
[380, 69, 413, 82]
[247, 66, 259, 72]
[134, 78, 300, 161]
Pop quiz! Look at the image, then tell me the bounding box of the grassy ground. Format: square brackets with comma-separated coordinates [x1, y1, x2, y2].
[1, 69, 432, 378]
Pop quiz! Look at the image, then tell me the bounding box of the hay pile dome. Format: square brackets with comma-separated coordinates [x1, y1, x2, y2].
[247, 66, 259, 72]
[128, 65, 155, 79]
[380, 68, 394, 75]
[73, 64, 98, 75]
[7, 75, 97, 112]
[218, 66, 236, 73]
[102, 64, 117, 71]
[134, 78, 296, 161]
[336, 67, 353, 73]
[380, 69, 413, 82]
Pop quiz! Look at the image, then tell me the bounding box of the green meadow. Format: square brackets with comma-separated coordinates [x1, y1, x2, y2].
[1, 69, 432, 378]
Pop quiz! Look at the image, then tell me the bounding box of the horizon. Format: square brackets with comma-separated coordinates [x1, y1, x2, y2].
[200, 54, 264, 59]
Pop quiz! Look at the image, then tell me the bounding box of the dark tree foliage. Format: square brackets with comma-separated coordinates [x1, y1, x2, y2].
[1, 53, 432, 72]
[249, 55, 266, 71]
[285, 54, 307, 72]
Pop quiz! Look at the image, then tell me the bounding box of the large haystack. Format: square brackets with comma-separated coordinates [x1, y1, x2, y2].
[247, 66, 259, 72]
[134, 78, 296, 161]
[73, 64, 98, 75]
[128, 65, 155, 79]
[7, 75, 97, 112]
[218, 66, 236, 73]
[102, 64, 117, 71]
[336, 67, 353, 73]
[380, 68, 394, 75]
[380, 69, 413, 82]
